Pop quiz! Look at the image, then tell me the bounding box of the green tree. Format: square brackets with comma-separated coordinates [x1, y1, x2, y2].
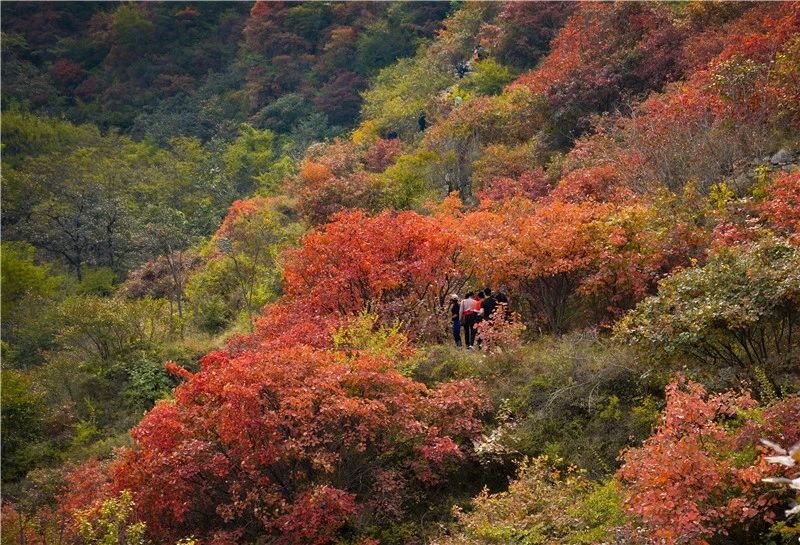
[223, 124, 288, 196]
[361, 54, 456, 139]
[4, 138, 138, 278]
[214, 197, 304, 329]
[379, 150, 439, 209]
[433, 457, 625, 545]
[454, 58, 515, 97]
[2, 115, 247, 281]
[137, 206, 197, 336]
[1, 242, 62, 324]
[109, 4, 154, 54]
[1, 242, 64, 367]
[54, 296, 173, 363]
[1, 370, 47, 483]
[355, 17, 417, 77]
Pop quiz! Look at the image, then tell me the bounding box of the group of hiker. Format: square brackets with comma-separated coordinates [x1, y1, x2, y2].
[449, 288, 508, 348]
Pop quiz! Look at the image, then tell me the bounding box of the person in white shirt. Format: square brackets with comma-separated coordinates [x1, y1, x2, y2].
[459, 292, 479, 348]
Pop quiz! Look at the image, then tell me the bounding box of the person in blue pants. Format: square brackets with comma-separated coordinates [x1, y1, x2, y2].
[449, 294, 462, 347]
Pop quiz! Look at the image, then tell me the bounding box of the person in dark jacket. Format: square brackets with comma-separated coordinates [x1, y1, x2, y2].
[481, 288, 497, 320]
[472, 290, 484, 348]
[449, 294, 462, 348]
[495, 287, 509, 320]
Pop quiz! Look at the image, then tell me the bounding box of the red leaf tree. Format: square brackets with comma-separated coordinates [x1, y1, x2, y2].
[761, 171, 800, 244]
[111, 346, 489, 544]
[462, 198, 607, 332]
[618, 376, 800, 544]
[281, 209, 470, 341]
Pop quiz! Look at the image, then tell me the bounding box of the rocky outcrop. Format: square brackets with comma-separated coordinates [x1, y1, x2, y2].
[770, 148, 795, 166]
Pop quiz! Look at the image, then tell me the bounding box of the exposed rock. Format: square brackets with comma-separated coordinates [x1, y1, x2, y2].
[733, 174, 750, 191]
[770, 148, 794, 165]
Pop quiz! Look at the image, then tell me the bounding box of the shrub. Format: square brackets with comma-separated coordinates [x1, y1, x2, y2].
[412, 335, 659, 476]
[109, 345, 490, 544]
[618, 376, 800, 544]
[74, 491, 146, 545]
[615, 236, 800, 393]
[433, 456, 625, 545]
[474, 306, 526, 354]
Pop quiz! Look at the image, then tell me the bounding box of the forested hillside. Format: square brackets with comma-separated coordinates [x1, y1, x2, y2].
[2, 2, 799, 545]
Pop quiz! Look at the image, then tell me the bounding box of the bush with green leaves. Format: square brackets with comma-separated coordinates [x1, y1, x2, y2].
[1, 292, 186, 483]
[331, 310, 412, 363]
[432, 456, 625, 545]
[452, 59, 515, 98]
[1, 241, 64, 367]
[54, 296, 175, 363]
[378, 150, 440, 209]
[615, 236, 800, 394]
[74, 491, 147, 545]
[411, 335, 661, 476]
[1, 370, 48, 483]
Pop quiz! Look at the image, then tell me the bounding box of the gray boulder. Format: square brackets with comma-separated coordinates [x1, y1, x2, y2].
[770, 148, 794, 165]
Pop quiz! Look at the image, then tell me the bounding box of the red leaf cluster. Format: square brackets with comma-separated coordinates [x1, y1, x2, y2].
[760, 171, 800, 244]
[110, 346, 489, 544]
[618, 376, 800, 544]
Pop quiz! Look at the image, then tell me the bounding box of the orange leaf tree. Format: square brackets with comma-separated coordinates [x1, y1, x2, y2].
[462, 198, 607, 333]
[281, 209, 470, 341]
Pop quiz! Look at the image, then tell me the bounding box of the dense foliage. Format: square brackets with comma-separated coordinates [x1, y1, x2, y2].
[112, 345, 488, 544]
[1, 2, 449, 139]
[619, 377, 800, 544]
[2, 2, 799, 545]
